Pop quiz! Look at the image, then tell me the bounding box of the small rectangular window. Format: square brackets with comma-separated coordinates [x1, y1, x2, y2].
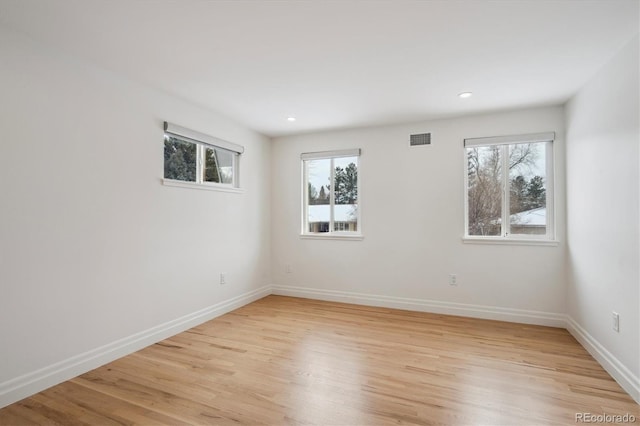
[302, 149, 361, 236]
[464, 132, 554, 241]
[163, 122, 243, 189]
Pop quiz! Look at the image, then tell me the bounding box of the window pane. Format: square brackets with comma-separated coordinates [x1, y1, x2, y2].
[204, 147, 234, 184]
[334, 156, 358, 232]
[308, 205, 330, 233]
[307, 159, 331, 233]
[467, 146, 502, 236]
[216, 148, 234, 184]
[204, 147, 219, 183]
[508, 142, 547, 235]
[164, 137, 197, 182]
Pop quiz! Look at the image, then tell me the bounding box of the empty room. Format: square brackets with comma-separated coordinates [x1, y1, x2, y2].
[0, 0, 638, 424]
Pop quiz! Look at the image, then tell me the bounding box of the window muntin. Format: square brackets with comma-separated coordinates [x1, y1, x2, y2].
[303, 150, 360, 236]
[163, 124, 240, 189]
[465, 133, 553, 240]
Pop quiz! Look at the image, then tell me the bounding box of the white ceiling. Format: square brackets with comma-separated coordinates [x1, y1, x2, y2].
[0, 0, 638, 137]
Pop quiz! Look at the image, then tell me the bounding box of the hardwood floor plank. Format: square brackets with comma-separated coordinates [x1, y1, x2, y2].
[0, 295, 637, 425]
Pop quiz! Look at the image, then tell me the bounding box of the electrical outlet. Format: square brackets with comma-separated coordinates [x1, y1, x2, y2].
[612, 311, 619, 332]
[285, 264, 292, 274]
[220, 273, 226, 285]
[449, 274, 457, 286]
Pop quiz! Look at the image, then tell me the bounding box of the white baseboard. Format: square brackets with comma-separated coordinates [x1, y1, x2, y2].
[272, 285, 566, 327]
[273, 286, 640, 404]
[565, 316, 640, 404]
[0, 285, 271, 409]
[3, 285, 638, 409]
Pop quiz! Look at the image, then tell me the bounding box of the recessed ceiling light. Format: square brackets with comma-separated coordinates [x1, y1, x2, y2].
[458, 92, 473, 99]
[287, 116, 296, 122]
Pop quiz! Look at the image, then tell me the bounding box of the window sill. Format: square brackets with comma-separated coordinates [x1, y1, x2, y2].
[300, 233, 364, 241]
[162, 178, 243, 194]
[462, 237, 559, 247]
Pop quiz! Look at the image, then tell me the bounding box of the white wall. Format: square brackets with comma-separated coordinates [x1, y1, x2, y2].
[271, 106, 566, 321]
[2, 12, 636, 408]
[565, 35, 639, 400]
[0, 26, 271, 404]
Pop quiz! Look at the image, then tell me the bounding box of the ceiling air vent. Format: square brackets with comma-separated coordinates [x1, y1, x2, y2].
[410, 133, 431, 146]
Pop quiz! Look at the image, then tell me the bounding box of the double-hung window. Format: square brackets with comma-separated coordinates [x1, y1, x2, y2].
[464, 132, 554, 241]
[302, 149, 361, 236]
[163, 121, 243, 190]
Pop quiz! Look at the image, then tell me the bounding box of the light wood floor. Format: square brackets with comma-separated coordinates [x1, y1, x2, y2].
[0, 296, 637, 425]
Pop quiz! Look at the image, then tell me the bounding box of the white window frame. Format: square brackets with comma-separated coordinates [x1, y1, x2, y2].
[162, 121, 243, 193]
[301, 149, 362, 239]
[463, 132, 556, 244]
